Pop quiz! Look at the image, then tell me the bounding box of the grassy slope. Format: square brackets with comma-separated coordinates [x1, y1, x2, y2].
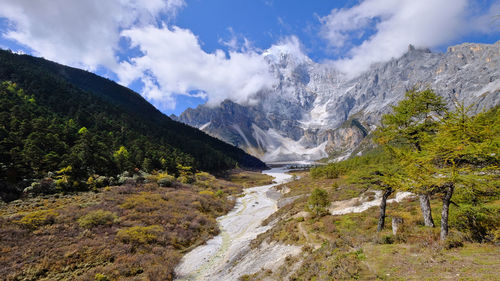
[224, 169, 275, 188]
[0, 171, 273, 281]
[246, 171, 500, 281]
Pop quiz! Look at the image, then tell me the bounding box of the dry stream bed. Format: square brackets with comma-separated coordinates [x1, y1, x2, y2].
[175, 167, 300, 280]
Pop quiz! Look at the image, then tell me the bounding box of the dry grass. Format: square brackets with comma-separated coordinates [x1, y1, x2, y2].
[224, 169, 274, 188]
[362, 243, 499, 280]
[0, 174, 244, 281]
[247, 170, 500, 281]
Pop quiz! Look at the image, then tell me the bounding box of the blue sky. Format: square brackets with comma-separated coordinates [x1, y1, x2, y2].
[1, 0, 499, 115]
[174, 1, 346, 60]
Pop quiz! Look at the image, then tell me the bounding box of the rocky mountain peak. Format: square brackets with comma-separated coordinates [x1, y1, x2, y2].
[178, 41, 500, 163]
[407, 44, 431, 54]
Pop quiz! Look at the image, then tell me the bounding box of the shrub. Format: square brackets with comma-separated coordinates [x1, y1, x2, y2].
[215, 190, 224, 198]
[178, 175, 195, 184]
[158, 175, 175, 187]
[195, 172, 215, 182]
[133, 175, 145, 184]
[120, 193, 165, 211]
[24, 178, 57, 195]
[199, 190, 215, 197]
[96, 176, 110, 186]
[94, 273, 109, 281]
[494, 228, 500, 242]
[381, 234, 394, 244]
[87, 176, 97, 190]
[444, 236, 464, 249]
[307, 188, 330, 216]
[116, 225, 164, 245]
[16, 209, 59, 229]
[78, 210, 118, 228]
[450, 205, 498, 242]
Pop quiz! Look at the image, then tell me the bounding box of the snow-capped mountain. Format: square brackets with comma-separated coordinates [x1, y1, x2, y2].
[176, 41, 500, 163]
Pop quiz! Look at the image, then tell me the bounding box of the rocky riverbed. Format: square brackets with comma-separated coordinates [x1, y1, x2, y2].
[175, 167, 300, 281]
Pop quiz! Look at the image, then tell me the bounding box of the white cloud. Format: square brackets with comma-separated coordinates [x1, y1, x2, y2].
[263, 35, 309, 63]
[2, 0, 496, 112]
[0, 0, 275, 110]
[469, 2, 500, 33]
[0, 0, 184, 70]
[117, 25, 275, 110]
[320, 0, 497, 77]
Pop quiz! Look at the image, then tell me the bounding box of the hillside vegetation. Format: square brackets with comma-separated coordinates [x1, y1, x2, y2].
[0, 50, 266, 201]
[0, 169, 274, 280]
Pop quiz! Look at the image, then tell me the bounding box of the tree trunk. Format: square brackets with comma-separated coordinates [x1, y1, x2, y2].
[419, 193, 435, 227]
[377, 188, 393, 232]
[440, 184, 454, 240]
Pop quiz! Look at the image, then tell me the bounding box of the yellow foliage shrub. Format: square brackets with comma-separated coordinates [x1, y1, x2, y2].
[199, 190, 215, 196]
[94, 273, 109, 281]
[195, 172, 215, 182]
[78, 210, 118, 228]
[119, 192, 164, 210]
[16, 209, 59, 229]
[178, 175, 195, 184]
[116, 225, 164, 245]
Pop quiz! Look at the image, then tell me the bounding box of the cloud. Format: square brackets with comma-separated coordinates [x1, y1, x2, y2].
[263, 35, 310, 63]
[320, 0, 497, 77]
[469, 2, 500, 33]
[0, 0, 184, 70]
[117, 25, 275, 110]
[0, 0, 274, 110]
[218, 27, 255, 52]
[3, 0, 495, 112]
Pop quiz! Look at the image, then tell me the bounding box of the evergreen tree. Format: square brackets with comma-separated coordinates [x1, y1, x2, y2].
[0, 50, 267, 201]
[307, 188, 330, 216]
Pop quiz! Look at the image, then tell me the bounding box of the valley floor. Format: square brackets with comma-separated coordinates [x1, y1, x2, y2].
[175, 167, 298, 280]
[242, 171, 500, 281]
[1, 168, 498, 281]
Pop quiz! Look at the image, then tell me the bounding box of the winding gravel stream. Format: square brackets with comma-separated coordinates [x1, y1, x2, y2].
[175, 167, 293, 281]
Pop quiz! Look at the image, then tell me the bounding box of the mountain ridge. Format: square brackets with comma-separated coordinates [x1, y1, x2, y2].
[176, 40, 500, 162]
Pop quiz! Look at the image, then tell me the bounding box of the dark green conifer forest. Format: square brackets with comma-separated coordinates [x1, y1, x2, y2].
[0, 50, 266, 201]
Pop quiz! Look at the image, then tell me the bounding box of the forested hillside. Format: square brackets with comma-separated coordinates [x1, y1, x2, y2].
[0, 49, 266, 201]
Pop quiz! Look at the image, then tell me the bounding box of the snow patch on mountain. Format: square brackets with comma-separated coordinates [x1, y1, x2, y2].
[177, 41, 500, 163]
[199, 122, 211, 130]
[251, 124, 328, 163]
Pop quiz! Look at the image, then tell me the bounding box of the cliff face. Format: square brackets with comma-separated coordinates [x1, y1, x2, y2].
[176, 41, 500, 162]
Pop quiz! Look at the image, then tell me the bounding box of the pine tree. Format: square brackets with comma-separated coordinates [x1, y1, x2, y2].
[308, 188, 330, 216]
